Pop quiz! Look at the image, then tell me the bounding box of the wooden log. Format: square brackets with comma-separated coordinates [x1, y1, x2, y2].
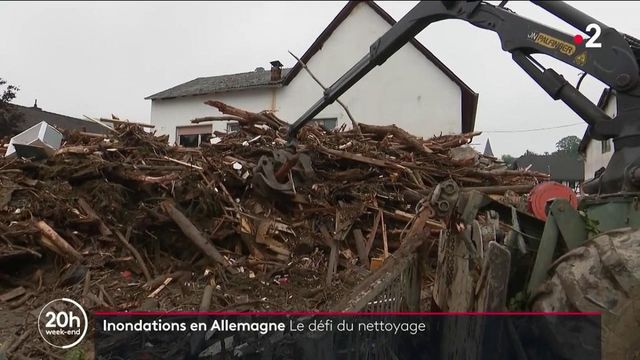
[463, 184, 535, 194]
[162, 155, 203, 170]
[113, 229, 153, 283]
[77, 198, 112, 236]
[6, 329, 32, 355]
[127, 173, 181, 184]
[317, 145, 407, 170]
[99, 118, 155, 128]
[34, 221, 83, 261]
[465, 168, 549, 179]
[55, 145, 101, 156]
[204, 100, 283, 130]
[199, 285, 214, 312]
[161, 201, 232, 269]
[190, 115, 244, 124]
[359, 123, 432, 154]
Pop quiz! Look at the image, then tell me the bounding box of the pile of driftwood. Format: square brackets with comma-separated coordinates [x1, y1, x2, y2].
[0, 101, 547, 358]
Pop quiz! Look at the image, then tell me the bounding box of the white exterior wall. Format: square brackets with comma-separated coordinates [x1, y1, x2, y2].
[149, 2, 463, 143]
[276, 3, 461, 137]
[584, 94, 617, 180]
[150, 88, 275, 144]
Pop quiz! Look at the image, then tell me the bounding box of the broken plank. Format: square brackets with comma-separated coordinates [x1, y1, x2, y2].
[326, 242, 338, 287]
[365, 211, 382, 254]
[352, 229, 369, 266]
[0, 287, 26, 302]
[380, 209, 389, 259]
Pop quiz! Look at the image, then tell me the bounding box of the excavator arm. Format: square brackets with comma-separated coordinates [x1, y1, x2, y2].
[287, 0, 640, 194]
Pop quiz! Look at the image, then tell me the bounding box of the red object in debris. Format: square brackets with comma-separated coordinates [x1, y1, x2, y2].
[120, 270, 132, 279]
[273, 276, 289, 285]
[528, 181, 578, 221]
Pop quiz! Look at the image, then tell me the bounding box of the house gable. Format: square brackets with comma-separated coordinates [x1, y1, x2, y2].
[282, 1, 478, 132]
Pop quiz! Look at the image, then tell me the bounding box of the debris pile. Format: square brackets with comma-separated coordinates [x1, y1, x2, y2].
[0, 101, 548, 357]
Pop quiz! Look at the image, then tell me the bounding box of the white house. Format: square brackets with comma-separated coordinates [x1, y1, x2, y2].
[145, 1, 478, 146]
[578, 88, 616, 180]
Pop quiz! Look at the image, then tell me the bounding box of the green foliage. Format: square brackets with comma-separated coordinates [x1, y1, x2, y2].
[580, 210, 601, 236]
[63, 348, 84, 360]
[508, 291, 529, 311]
[501, 154, 515, 165]
[554, 135, 581, 156]
[0, 78, 25, 139]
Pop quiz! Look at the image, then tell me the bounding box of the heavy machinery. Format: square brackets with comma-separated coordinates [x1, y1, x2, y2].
[282, 1, 640, 359]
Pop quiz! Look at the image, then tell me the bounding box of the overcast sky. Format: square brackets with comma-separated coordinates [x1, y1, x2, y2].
[2, 1, 639, 156]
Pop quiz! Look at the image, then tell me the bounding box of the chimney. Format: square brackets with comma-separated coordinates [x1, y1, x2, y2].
[33, 99, 41, 110]
[270, 60, 283, 81]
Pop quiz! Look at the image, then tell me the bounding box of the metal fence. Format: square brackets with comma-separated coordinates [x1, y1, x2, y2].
[198, 252, 424, 360]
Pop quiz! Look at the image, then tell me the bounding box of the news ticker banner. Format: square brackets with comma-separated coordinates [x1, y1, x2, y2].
[37, 301, 601, 359]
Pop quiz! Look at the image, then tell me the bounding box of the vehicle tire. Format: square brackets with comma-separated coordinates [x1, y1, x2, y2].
[531, 227, 640, 360]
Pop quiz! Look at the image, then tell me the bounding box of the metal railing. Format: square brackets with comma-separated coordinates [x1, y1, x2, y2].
[199, 253, 423, 359]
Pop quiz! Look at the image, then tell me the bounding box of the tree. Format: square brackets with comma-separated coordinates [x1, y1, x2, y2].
[0, 78, 25, 138]
[501, 154, 515, 165]
[554, 135, 581, 156]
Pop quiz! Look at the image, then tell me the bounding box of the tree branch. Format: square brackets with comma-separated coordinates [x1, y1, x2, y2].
[288, 51, 363, 137]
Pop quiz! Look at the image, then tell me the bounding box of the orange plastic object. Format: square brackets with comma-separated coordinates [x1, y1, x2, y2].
[528, 181, 578, 221]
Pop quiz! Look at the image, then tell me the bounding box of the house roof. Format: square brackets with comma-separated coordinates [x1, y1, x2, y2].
[282, 1, 479, 133]
[9, 103, 110, 135]
[145, 68, 291, 101]
[513, 153, 584, 182]
[483, 139, 494, 157]
[577, 88, 613, 155]
[145, 1, 478, 132]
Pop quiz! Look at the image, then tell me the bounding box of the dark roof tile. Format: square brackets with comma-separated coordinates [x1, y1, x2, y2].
[10, 104, 111, 135]
[146, 68, 291, 100]
[513, 153, 584, 182]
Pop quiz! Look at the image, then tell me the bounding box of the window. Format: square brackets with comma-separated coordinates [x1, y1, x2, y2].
[176, 125, 212, 147]
[200, 133, 212, 144]
[179, 134, 199, 147]
[227, 121, 240, 133]
[601, 139, 611, 153]
[313, 118, 338, 130]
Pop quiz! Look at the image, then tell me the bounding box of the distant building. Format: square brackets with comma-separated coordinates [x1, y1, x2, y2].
[483, 139, 494, 157]
[146, 1, 478, 146]
[512, 152, 585, 190]
[578, 88, 615, 180]
[8, 101, 109, 135]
